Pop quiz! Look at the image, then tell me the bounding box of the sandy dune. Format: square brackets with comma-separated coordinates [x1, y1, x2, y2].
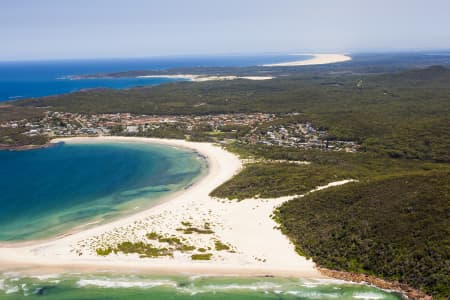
[137, 75, 274, 81]
[262, 53, 351, 67]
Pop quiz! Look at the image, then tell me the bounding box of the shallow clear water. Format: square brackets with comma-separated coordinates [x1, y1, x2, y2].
[0, 142, 205, 241]
[0, 273, 403, 300]
[0, 54, 308, 101]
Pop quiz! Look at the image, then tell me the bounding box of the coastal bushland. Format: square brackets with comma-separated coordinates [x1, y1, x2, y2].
[276, 173, 450, 299]
[211, 144, 449, 199]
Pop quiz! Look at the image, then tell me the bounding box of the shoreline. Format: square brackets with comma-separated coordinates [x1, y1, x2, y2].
[0, 136, 324, 278]
[0, 136, 425, 298]
[136, 74, 274, 81]
[262, 53, 352, 67]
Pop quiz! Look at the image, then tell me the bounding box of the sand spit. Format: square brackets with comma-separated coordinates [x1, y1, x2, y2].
[137, 75, 274, 81]
[262, 53, 351, 67]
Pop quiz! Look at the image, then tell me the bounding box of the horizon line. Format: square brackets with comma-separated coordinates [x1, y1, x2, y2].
[1, 49, 450, 63]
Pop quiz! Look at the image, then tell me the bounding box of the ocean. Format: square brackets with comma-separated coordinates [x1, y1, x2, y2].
[0, 54, 303, 101]
[0, 141, 205, 241]
[0, 273, 403, 299]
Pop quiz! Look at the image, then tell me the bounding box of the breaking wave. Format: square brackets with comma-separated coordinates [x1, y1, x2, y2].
[0, 273, 403, 299]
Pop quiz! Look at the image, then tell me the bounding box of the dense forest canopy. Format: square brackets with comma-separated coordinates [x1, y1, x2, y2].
[277, 173, 449, 299]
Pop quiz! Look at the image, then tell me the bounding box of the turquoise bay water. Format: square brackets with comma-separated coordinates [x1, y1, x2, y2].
[0, 142, 204, 241]
[0, 273, 403, 300]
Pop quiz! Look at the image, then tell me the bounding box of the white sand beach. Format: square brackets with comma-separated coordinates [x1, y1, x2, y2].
[0, 137, 353, 278]
[262, 54, 351, 67]
[137, 75, 274, 81]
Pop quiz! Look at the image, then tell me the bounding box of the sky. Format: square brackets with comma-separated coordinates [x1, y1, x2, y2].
[1, 0, 450, 61]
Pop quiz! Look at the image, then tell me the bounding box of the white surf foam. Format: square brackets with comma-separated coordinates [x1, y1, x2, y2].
[76, 278, 177, 289]
[5, 285, 19, 294]
[285, 290, 340, 298]
[353, 292, 385, 299]
[301, 278, 349, 287]
[202, 282, 282, 291]
[32, 274, 61, 280]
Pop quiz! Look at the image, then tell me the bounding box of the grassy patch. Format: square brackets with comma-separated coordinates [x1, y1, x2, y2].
[214, 240, 230, 251]
[146, 232, 160, 240]
[95, 247, 113, 256]
[176, 222, 214, 234]
[98, 232, 198, 258]
[158, 236, 183, 245]
[191, 253, 213, 260]
[115, 241, 172, 258]
[177, 244, 196, 251]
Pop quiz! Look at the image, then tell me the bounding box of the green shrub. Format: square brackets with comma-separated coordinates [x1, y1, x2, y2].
[191, 253, 213, 260]
[214, 240, 230, 251]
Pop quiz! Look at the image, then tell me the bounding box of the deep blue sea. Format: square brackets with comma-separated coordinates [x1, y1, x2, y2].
[0, 141, 204, 241]
[0, 54, 302, 101]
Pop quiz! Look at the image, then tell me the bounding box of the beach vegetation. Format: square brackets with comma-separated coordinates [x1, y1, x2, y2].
[158, 236, 183, 245]
[177, 244, 196, 252]
[115, 241, 173, 258]
[191, 253, 213, 260]
[103, 233, 199, 256]
[180, 227, 214, 234]
[176, 221, 215, 234]
[95, 247, 113, 256]
[146, 231, 160, 240]
[214, 240, 231, 251]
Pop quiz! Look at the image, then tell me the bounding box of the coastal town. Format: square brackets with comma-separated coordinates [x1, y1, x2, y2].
[0, 111, 359, 152]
